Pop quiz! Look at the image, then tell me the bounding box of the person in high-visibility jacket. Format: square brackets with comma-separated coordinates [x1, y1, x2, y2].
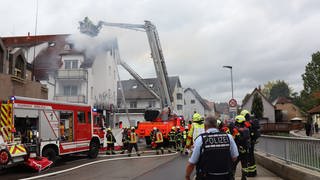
[241, 109, 260, 177]
[186, 113, 205, 149]
[151, 127, 164, 155]
[182, 126, 189, 155]
[106, 128, 116, 155]
[128, 127, 140, 157]
[168, 127, 176, 153]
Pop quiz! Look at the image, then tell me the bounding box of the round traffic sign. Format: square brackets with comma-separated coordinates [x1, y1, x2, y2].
[229, 98, 237, 107]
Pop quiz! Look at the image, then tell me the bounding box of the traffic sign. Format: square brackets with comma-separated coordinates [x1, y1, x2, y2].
[229, 98, 237, 107]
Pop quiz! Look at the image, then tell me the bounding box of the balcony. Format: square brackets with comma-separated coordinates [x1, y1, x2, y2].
[55, 69, 87, 80]
[55, 95, 86, 103]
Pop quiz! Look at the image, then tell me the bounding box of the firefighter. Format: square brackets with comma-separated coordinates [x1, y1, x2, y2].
[185, 115, 238, 180]
[128, 127, 140, 157]
[151, 127, 164, 155]
[175, 126, 183, 153]
[106, 128, 116, 155]
[168, 126, 176, 152]
[232, 115, 251, 180]
[60, 122, 65, 141]
[186, 113, 205, 150]
[240, 109, 261, 177]
[182, 126, 189, 155]
[120, 127, 129, 154]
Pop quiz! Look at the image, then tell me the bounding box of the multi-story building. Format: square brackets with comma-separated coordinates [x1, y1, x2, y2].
[1, 34, 119, 127]
[116, 76, 183, 126]
[0, 36, 47, 100]
[183, 88, 215, 121]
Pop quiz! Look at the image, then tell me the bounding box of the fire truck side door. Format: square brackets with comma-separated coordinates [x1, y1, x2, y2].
[39, 110, 59, 141]
[75, 111, 91, 151]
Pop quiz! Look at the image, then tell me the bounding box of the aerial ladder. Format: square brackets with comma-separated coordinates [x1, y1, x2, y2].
[79, 17, 171, 109]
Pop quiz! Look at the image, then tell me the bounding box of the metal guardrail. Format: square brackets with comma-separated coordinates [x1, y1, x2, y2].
[256, 135, 320, 171]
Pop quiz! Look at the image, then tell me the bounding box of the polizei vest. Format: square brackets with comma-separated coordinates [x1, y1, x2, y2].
[196, 131, 232, 178]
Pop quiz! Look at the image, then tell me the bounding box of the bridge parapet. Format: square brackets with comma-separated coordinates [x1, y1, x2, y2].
[256, 135, 320, 179]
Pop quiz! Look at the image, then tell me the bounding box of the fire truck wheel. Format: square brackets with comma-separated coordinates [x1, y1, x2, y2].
[42, 148, 57, 163]
[88, 141, 99, 158]
[0, 150, 10, 165]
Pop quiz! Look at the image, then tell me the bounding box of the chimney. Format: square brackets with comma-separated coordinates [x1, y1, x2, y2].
[27, 32, 30, 39]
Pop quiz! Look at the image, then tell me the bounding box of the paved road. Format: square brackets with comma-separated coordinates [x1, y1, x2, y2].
[135, 155, 282, 180]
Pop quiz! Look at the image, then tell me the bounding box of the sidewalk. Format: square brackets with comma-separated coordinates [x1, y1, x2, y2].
[290, 129, 320, 139]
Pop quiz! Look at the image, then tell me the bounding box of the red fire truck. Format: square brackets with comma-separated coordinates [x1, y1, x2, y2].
[0, 96, 105, 168]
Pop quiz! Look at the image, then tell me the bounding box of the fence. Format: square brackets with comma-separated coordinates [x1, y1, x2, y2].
[256, 135, 320, 171]
[260, 123, 304, 133]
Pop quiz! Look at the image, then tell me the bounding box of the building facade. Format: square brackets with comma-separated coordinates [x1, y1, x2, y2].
[183, 88, 214, 121]
[242, 88, 275, 123]
[116, 76, 183, 127]
[0, 36, 48, 100]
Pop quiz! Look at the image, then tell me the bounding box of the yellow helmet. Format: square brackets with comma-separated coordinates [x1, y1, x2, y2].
[235, 115, 246, 123]
[217, 119, 222, 126]
[192, 113, 202, 122]
[107, 128, 112, 131]
[171, 126, 176, 130]
[240, 110, 250, 117]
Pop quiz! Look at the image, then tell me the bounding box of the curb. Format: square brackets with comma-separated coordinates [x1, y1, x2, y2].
[255, 151, 320, 180]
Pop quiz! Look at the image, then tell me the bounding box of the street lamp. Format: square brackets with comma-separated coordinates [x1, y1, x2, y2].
[223, 65, 234, 99]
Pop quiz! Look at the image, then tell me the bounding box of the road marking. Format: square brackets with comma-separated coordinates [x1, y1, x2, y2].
[20, 152, 178, 180]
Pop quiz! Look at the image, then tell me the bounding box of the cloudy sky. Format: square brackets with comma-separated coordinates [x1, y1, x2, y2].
[1, 0, 320, 104]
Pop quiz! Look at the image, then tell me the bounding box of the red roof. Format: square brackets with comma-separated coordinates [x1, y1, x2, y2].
[2, 34, 69, 48]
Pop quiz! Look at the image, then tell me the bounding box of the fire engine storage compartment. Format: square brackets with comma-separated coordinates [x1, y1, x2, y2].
[14, 108, 40, 154]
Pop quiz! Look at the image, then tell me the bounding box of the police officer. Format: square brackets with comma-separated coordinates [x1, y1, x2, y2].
[106, 128, 116, 155]
[232, 115, 251, 180]
[128, 127, 140, 157]
[186, 113, 205, 149]
[185, 115, 238, 180]
[240, 110, 260, 177]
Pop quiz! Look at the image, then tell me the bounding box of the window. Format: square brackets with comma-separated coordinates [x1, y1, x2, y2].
[148, 101, 156, 108]
[77, 111, 86, 124]
[88, 112, 91, 124]
[64, 85, 78, 96]
[132, 84, 138, 89]
[130, 101, 137, 108]
[177, 105, 183, 110]
[65, 60, 78, 69]
[149, 84, 154, 88]
[191, 99, 196, 104]
[177, 93, 183, 100]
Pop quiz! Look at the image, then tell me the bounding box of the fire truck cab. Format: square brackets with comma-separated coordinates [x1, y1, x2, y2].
[0, 96, 105, 167]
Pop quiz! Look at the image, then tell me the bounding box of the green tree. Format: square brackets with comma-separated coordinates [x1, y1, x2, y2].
[269, 80, 291, 102]
[302, 51, 320, 93]
[251, 93, 264, 119]
[299, 51, 320, 112]
[261, 81, 276, 99]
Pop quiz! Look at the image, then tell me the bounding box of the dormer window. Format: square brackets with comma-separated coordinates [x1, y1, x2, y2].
[132, 84, 138, 89]
[65, 60, 78, 69]
[48, 41, 56, 47]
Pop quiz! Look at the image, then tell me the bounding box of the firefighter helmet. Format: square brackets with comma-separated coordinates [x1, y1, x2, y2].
[240, 109, 250, 117]
[235, 115, 246, 123]
[217, 119, 222, 126]
[192, 113, 202, 122]
[107, 128, 111, 131]
[171, 126, 176, 130]
[185, 126, 189, 130]
[176, 126, 180, 129]
[131, 127, 135, 130]
[153, 127, 157, 130]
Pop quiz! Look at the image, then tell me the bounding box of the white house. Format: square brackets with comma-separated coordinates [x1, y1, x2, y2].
[183, 88, 214, 121]
[242, 88, 275, 123]
[116, 76, 183, 127]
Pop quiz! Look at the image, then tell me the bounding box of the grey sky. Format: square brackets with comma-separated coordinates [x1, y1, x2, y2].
[1, 0, 320, 103]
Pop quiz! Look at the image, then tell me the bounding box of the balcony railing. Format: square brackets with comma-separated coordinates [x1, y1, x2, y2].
[55, 95, 86, 103]
[55, 69, 87, 80]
